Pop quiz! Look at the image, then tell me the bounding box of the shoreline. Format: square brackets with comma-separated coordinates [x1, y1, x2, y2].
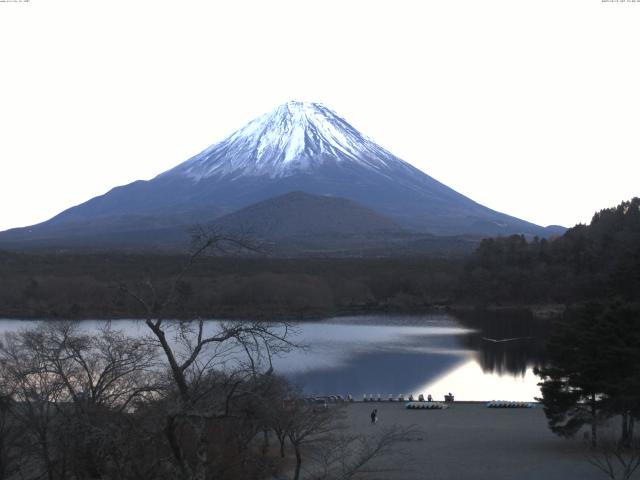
[0, 303, 566, 322]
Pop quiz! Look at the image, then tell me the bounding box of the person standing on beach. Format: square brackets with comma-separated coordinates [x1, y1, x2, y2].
[370, 409, 377, 424]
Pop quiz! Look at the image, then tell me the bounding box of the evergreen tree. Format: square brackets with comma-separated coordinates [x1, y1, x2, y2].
[536, 303, 640, 446]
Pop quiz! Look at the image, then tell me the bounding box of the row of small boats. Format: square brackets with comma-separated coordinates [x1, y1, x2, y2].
[363, 394, 437, 402]
[486, 401, 535, 408]
[406, 402, 449, 410]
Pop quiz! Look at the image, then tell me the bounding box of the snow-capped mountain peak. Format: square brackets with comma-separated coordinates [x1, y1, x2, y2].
[0, 100, 560, 248]
[169, 101, 403, 180]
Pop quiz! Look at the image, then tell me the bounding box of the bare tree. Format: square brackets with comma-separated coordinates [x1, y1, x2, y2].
[263, 377, 295, 459]
[22, 322, 159, 411]
[278, 400, 420, 480]
[0, 329, 70, 480]
[308, 424, 421, 480]
[118, 226, 299, 480]
[0, 322, 160, 480]
[285, 402, 340, 480]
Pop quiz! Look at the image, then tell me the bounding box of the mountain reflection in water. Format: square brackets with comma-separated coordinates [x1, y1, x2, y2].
[279, 311, 549, 401]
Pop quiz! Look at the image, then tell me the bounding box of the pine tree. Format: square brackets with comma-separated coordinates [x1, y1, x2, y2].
[535, 303, 640, 446]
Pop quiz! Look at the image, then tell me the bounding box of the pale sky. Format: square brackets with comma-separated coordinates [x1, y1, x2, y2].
[1, 0, 639, 232]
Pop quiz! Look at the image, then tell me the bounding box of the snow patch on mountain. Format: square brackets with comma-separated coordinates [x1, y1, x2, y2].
[166, 101, 410, 180]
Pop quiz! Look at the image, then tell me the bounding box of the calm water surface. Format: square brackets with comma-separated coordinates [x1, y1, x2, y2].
[0, 312, 547, 401]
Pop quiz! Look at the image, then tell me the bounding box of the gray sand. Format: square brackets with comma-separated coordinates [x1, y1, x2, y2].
[342, 402, 613, 480]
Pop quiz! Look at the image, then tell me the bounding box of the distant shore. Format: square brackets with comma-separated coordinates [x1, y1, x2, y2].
[0, 305, 565, 322]
[0, 301, 567, 322]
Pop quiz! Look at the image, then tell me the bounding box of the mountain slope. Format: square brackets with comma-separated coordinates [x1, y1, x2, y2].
[211, 192, 479, 256]
[0, 101, 564, 250]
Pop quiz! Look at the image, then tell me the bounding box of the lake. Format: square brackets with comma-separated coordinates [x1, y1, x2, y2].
[0, 311, 548, 401]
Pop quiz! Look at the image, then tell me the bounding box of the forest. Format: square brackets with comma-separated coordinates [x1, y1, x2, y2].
[460, 197, 640, 304]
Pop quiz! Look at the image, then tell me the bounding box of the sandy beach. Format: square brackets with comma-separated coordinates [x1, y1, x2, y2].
[341, 402, 607, 480]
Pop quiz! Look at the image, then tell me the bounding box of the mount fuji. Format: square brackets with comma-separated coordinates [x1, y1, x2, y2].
[0, 101, 563, 251]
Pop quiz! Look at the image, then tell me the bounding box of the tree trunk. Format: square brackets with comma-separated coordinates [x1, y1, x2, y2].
[293, 444, 302, 480]
[164, 415, 188, 478]
[42, 442, 55, 480]
[37, 425, 55, 480]
[621, 411, 635, 447]
[194, 424, 208, 480]
[591, 394, 598, 448]
[622, 412, 629, 446]
[146, 321, 189, 400]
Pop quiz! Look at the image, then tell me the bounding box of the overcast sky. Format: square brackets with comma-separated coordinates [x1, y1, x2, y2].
[1, 0, 638, 232]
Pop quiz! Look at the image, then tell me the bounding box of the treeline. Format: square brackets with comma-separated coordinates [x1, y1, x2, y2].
[460, 197, 640, 305]
[0, 253, 462, 319]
